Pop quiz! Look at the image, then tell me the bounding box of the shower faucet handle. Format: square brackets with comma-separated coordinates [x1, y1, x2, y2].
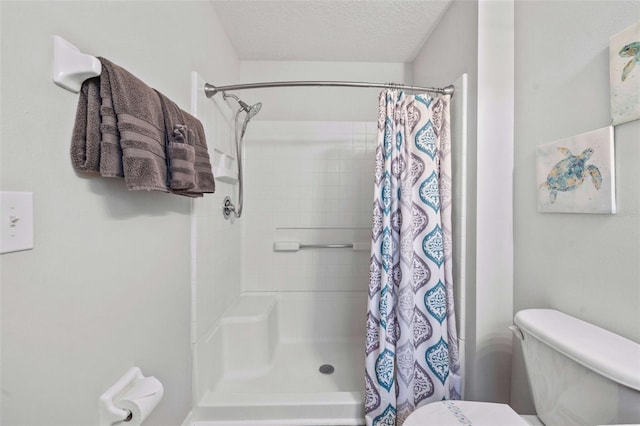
[222, 196, 237, 220]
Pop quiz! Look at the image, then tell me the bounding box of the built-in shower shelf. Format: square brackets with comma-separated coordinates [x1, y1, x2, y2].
[221, 295, 276, 324]
[220, 295, 278, 376]
[213, 150, 237, 183]
[213, 167, 237, 183]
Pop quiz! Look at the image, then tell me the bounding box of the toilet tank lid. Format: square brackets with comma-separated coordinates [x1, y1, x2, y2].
[515, 309, 640, 391]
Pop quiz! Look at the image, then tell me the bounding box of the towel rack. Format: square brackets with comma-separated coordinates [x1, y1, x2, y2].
[52, 35, 102, 93]
[273, 241, 369, 252]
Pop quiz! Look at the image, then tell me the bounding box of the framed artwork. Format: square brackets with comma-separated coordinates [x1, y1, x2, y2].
[537, 126, 616, 214]
[610, 21, 640, 125]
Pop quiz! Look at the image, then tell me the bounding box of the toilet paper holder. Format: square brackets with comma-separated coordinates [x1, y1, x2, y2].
[98, 367, 161, 426]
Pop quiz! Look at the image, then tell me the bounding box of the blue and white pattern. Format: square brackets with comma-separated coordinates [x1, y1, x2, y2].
[419, 172, 441, 212]
[423, 225, 444, 267]
[425, 281, 447, 324]
[366, 90, 461, 426]
[374, 404, 397, 426]
[375, 349, 395, 392]
[426, 338, 450, 384]
[415, 121, 438, 160]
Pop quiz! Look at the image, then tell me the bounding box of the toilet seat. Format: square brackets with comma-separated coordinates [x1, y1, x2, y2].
[403, 400, 529, 425]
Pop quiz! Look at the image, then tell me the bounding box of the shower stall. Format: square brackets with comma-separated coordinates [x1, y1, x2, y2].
[190, 73, 468, 425]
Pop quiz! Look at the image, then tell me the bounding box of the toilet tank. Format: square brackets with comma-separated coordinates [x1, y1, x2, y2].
[514, 309, 640, 426]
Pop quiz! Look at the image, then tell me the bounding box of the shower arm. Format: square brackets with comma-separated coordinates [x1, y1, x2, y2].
[204, 80, 455, 97]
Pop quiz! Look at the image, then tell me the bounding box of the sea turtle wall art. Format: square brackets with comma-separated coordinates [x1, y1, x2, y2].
[537, 126, 616, 214]
[610, 21, 640, 125]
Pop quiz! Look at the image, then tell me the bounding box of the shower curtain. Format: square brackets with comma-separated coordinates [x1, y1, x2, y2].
[365, 90, 460, 426]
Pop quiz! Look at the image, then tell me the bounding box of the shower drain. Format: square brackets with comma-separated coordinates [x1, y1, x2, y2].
[319, 364, 335, 374]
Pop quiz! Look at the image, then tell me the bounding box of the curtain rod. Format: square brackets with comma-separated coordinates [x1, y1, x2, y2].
[204, 81, 455, 98]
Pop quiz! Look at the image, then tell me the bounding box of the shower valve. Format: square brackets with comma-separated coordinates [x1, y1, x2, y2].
[222, 196, 237, 220]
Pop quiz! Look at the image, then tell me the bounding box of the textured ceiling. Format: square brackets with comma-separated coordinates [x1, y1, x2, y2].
[210, 0, 453, 62]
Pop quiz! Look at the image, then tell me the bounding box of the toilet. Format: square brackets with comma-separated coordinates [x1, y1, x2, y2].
[404, 309, 640, 425]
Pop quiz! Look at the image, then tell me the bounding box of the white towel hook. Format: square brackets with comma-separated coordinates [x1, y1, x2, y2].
[52, 35, 102, 93]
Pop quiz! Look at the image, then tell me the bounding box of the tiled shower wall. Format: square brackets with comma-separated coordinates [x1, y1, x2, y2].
[241, 121, 378, 292]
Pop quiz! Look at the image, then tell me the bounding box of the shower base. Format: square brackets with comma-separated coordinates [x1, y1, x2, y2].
[193, 293, 367, 426]
[195, 340, 364, 425]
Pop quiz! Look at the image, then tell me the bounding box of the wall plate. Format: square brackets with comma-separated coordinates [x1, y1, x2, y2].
[1, 191, 34, 254]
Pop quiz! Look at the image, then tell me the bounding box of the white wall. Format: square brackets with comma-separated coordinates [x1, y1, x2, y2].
[512, 0, 640, 413]
[413, 0, 516, 404]
[473, 0, 515, 405]
[412, 0, 484, 402]
[0, 2, 239, 424]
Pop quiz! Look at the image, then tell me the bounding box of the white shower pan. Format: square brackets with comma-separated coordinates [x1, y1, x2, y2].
[193, 292, 367, 425]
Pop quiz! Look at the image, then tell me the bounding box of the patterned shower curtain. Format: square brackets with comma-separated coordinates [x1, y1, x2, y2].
[365, 90, 461, 426]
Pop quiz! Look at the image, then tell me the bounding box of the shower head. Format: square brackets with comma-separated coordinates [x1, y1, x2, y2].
[246, 101, 262, 119]
[240, 107, 259, 137]
[224, 93, 262, 119]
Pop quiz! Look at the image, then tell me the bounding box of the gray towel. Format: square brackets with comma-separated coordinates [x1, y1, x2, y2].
[70, 58, 214, 197]
[155, 91, 196, 192]
[156, 90, 215, 197]
[99, 58, 168, 192]
[70, 58, 169, 192]
[182, 111, 215, 195]
[70, 77, 101, 175]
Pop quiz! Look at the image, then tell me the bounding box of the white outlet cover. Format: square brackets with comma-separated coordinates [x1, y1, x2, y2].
[1, 191, 34, 254]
